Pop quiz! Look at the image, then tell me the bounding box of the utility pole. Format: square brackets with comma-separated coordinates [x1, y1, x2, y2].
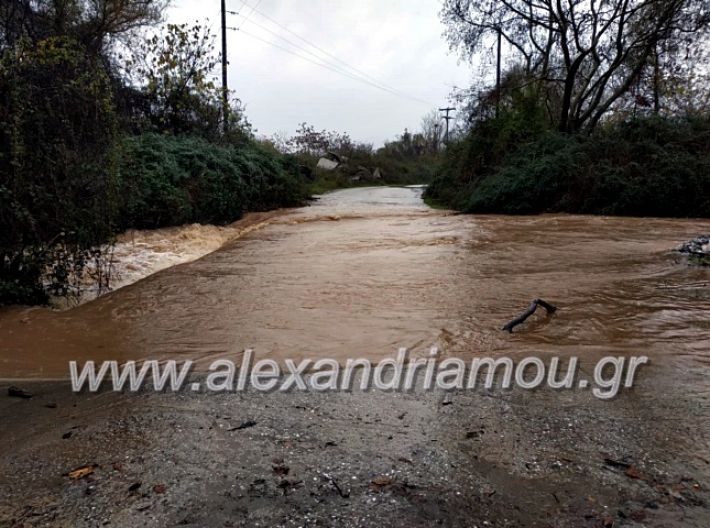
[496, 26, 502, 118]
[221, 0, 229, 134]
[439, 107, 455, 145]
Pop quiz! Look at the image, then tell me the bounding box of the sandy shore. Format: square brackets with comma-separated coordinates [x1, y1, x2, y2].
[2, 366, 709, 527]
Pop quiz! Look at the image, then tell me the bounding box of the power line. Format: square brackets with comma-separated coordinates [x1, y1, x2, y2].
[230, 26, 434, 107]
[236, 0, 261, 30]
[229, 13, 413, 100]
[242, 3, 396, 90]
[228, 1, 434, 106]
[231, 16, 356, 76]
[231, 27, 408, 95]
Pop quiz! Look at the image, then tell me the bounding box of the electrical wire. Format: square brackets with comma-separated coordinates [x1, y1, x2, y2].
[236, 0, 262, 30]
[227, 2, 435, 106]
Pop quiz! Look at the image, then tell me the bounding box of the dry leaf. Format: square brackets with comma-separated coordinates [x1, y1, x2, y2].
[66, 464, 97, 480]
[369, 475, 393, 490]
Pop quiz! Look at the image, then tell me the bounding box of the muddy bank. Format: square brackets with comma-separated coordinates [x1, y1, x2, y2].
[1, 366, 709, 527]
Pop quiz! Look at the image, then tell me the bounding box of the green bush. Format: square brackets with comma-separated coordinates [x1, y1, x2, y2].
[116, 133, 308, 230]
[0, 36, 119, 305]
[426, 116, 710, 217]
[0, 131, 308, 306]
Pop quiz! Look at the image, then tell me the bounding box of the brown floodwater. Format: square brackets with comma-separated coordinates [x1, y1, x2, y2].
[1, 186, 709, 379]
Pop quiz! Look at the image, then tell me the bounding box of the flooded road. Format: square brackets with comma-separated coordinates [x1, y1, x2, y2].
[3, 185, 710, 527]
[1, 185, 709, 379]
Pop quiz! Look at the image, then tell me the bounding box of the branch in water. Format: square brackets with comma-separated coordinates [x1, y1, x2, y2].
[502, 299, 557, 333]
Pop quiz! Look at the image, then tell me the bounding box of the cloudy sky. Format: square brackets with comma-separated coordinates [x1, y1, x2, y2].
[167, 0, 474, 145]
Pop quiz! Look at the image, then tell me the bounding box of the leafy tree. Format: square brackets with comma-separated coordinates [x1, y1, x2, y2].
[0, 0, 164, 304]
[127, 22, 250, 140]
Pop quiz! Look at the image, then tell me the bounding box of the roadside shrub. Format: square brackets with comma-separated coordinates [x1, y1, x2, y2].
[0, 37, 118, 305]
[427, 116, 710, 218]
[117, 133, 307, 230]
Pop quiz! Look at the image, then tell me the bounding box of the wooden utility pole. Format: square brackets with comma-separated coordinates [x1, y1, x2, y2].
[221, 0, 229, 134]
[496, 26, 502, 117]
[439, 107, 455, 145]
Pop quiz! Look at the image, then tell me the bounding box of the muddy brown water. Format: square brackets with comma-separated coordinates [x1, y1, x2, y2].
[1, 186, 709, 380]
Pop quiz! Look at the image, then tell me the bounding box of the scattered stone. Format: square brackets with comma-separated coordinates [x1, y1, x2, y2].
[603, 457, 631, 470]
[277, 478, 302, 494]
[482, 486, 496, 497]
[369, 475, 393, 491]
[271, 458, 289, 476]
[599, 514, 614, 528]
[321, 473, 350, 498]
[625, 465, 647, 481]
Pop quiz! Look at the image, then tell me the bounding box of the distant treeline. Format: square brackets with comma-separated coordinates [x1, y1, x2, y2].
[258, 117, 444, 194]
[426, 0, 710, 217]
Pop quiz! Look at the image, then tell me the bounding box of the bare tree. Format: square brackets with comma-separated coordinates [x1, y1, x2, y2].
[420, 109, 443, 153]
[441, 0, 709, 132]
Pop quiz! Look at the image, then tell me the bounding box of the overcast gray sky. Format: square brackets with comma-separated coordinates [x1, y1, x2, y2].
[167, 0, 473, 146]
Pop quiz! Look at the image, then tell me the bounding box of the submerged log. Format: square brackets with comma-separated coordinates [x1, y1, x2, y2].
[502, 299, 557, 333]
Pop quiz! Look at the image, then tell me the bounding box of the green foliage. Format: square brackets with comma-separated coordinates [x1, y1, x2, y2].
[427, 115, 710, 217]
[284, 122, 441, 196]
[426, 91, 549, 209]
[0, 10, 305, 306]
[0, 35, 118, 305]
[116, 133, 307, 230]
[126, 23, 250, 141]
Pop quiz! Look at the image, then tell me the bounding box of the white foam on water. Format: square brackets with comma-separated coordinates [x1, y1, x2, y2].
[51, 213, 279, 308]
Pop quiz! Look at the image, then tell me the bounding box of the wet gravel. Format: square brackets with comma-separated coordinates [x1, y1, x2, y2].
[2, 364, 710, 527]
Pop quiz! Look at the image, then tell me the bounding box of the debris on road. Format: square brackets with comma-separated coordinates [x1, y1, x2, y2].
[7, 386, 33, 399]
[65, 464, 97, 480]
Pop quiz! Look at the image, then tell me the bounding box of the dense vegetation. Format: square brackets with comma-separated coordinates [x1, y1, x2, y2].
[117, 134, 306, 230]
[426, 0, 710, 217]
[0, 1, 438, 306]
[0, 2, 307, 306]
[427, 111, 710, 217]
